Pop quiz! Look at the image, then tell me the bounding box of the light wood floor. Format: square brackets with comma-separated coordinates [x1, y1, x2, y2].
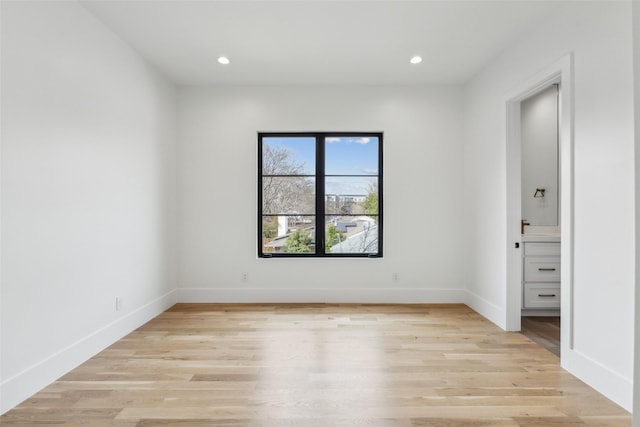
[521, 316, 561, 357]
[1, 304, 631, 426]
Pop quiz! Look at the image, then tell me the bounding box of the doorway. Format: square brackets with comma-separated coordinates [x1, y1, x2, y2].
[504, 55, 574, 362]
[519, 84, 561, 356]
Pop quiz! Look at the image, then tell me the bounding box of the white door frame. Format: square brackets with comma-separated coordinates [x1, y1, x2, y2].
[504, 54, 574, 357]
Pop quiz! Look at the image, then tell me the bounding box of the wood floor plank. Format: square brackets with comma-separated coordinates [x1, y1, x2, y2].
[521, 316, 561, 357]
[0, 304, 630, 426]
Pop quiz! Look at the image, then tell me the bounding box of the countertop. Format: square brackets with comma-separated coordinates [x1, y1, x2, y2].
[521, 234, 560, 242]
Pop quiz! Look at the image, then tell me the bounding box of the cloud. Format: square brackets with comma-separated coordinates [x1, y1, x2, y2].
[325, 137, 372, 145]
[325, 176, 377, 195]
[362, 168, 378, 174]
[325, 181, 368, 195]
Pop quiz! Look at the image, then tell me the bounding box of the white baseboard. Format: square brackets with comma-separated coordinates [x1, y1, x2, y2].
[0, 290, 177, 415]
[175, 287, 468, 304]
[562, 347, 633, 412]
[464, 290, 505, 329]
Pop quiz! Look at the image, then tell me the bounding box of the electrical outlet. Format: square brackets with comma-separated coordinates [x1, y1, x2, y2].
[115, 297, 123, 311]
[392, 273, 399, 283]
[242, 272, 248, 282]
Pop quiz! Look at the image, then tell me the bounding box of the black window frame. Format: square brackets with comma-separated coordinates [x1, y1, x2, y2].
[258, 131, 383, 258]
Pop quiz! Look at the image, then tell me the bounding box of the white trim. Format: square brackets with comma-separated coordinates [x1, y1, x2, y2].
[0, 290, 177, 414]
[504, 54, 574, 341]
[175, 287, 467, 304]
[505, 97, 524, 333]
[464, 290, 505, 329]
[632, 1, 640, 423]
[563, 347, 633, 411]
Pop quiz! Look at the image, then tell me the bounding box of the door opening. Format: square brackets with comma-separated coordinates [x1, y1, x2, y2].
[504, 54, 574, 364]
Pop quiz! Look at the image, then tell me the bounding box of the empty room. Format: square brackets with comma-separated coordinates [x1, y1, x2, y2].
[1, 0, 640, 425]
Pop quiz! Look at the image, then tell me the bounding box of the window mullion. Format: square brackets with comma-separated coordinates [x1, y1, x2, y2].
[316, 135, 326, 256]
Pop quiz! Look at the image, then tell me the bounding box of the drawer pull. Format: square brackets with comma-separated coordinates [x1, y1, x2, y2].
[538, 268, 556, 271]
[538, 294, 557, 297]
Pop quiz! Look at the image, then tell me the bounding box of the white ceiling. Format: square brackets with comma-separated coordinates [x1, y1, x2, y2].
[80, 0, 567, 86]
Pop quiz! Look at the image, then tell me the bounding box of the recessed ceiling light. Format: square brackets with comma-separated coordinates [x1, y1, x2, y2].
[410, 56, 423, 65]
[218, 56, 230, 65]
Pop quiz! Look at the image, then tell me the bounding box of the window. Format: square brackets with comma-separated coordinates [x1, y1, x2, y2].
[259, 132, 383, 258]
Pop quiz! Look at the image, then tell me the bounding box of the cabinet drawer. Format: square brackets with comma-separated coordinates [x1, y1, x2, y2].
[524, 257, 560, 282]
[524, 242, 560, 256]
[524, 283, 560, 308]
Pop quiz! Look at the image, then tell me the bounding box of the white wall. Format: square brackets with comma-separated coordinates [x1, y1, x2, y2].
[463, 2, 635, 410]
[177, 86, 465, 303]
[521, 85, 559, 227]
[0, 1, 177, 413]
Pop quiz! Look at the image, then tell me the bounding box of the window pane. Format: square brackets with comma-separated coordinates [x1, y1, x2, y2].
[262, 215, 315, 254]
[263, 137, 315, 175]
[262, 177, 315, 215]
[325, 215, 378, 254]
[324, 177, 377, 215]
[325, 136, 379, 175]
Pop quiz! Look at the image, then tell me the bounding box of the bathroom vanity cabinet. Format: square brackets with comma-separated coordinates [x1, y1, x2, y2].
[522, 238, 560, 315]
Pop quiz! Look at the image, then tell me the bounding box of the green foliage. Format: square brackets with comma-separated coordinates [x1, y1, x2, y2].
[363, 192, 378, 215]
[262, 217, 278, 239]
[283, 229, 313, 253]
[325, 224, 345, 252]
